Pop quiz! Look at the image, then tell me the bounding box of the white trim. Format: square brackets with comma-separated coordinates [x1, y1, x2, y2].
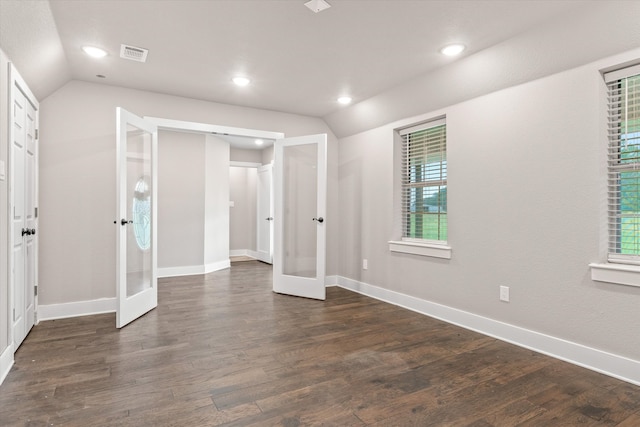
[144, 116, 285, 140]
[333, 275, 640, 387]
[388, 240, 452, 259]
[603, 62, 640, 83]
[325, 275, 339, 287]
[158, 265, 205, 277]
[589, 263, 640, 288]
[38, 298, 116, 321]
[0, 345, 14, 386]
[398, 117, 446, 136]
[204, 260, 231, 274]
[230, 161, 261, 168]
[158, 260, 231, 278]
[230, 249, 259, 259]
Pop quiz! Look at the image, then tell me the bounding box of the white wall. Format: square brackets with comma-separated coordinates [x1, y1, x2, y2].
[338, 48, 640, 364]
[38, 80, 338, 306]
[230, 147, 262, 164]
[203, 135, 230, 268]
[229, 166, 257, 253]
[158, 131, 206, 269]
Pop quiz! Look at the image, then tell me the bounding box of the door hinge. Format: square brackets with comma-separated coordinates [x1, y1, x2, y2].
[35, 207, 38, 218]
[13, 309, 15, 321]
[34, 285, 38, 297]
[35, 129, 39, 140]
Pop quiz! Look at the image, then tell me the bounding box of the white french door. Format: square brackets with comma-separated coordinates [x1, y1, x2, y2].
[256, 164, 273, 264]
[9, 65, 38, 350]
[273, 134, 327, 300]
[116, 108, 158, 328]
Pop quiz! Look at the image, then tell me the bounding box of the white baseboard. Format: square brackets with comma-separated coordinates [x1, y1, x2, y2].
[158, 260, 230, 278]
[325, 275, 339, 287]
[333, 275, 640, 387]
[158, 265, 207, 278]
[204, 260, 231, 274]
[0, 344, 14, 386]
[229, 249, 259, 259]
[38, 298, 116, 321]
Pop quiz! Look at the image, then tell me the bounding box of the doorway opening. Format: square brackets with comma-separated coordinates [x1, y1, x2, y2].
[144, 117, 281, 277]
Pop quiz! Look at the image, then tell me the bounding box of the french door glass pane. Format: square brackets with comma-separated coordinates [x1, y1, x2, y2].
[126, 125, 152, 297]
[282, 144, 317, 278]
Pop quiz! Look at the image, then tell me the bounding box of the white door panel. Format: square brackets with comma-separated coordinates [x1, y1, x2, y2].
[9, 66, 38, 350]
[256, 164, 273, 264]
[273, 134, 327, 300]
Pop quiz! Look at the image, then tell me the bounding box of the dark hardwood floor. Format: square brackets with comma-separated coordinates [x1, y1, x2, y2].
[1, 261, 640, 426]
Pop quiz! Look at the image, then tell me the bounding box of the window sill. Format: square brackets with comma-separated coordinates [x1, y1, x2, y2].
[388, 240, 452, 259]
[589, 263, 640, 288]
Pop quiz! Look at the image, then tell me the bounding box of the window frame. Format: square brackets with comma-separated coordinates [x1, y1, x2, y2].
[604, 64, 640, 265]
[399, 118, 448, 244]
[389, 116, 451, 259]
[590, 61, 640, 287]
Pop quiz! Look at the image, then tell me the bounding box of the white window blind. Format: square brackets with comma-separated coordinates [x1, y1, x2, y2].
[399, 118, 447, 242]
[605, 66, 640, 263]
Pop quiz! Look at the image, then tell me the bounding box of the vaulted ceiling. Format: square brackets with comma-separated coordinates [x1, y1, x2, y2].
[2, 0, 640, 138]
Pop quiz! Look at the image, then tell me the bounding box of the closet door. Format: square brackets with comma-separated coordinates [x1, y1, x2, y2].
[256, 164, 273, 264]
[9, 65, 38, 349]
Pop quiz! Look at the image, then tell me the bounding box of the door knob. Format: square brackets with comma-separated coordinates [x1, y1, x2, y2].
[21, 228, 28, 236]
[312, 217, 324, 223]
[30, 229, 36, 235]
[265, 217, 273, 221]
[121, 219, 133, 226]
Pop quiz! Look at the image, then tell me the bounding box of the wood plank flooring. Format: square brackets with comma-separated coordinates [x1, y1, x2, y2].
[1, 261, 640, 426]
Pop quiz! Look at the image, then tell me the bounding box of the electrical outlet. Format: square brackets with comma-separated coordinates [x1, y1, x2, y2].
[362, 259, 368, 270]
[500, 286, 510, 302]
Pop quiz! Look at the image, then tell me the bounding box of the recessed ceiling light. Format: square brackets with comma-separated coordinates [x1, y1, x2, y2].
[337, 96, 352, 105]
[440, 44, 466, 56]
[305, 0, 331, 13]
[255, 139, 264, 146]
[232, 77, 251, 87]
[82, 46, 107, 58]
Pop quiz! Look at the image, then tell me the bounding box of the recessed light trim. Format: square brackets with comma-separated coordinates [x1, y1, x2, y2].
[440, 44, 466, 56]
[338, 96, 352, 105]
[233, 77, 251, 87]
[82, 46, 107, 58]
[255, 139, 264, 146]
[304, 0, 331, 13]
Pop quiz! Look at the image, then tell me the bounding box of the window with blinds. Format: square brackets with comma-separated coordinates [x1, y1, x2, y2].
[399, 118, 447, 242]
[605, 65, 640, 264]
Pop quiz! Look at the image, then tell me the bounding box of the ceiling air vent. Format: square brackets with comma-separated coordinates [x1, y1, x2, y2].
[120, 44, 148, 63]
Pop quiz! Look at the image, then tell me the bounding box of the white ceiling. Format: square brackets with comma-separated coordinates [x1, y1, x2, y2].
[1, 0, 640, 139]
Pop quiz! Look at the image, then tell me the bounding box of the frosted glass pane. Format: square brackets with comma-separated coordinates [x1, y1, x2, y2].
[283, 144, 317, 277]
[126, 126, 152, 297]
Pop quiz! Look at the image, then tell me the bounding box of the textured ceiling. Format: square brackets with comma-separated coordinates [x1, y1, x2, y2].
[1, 1, 639, 139]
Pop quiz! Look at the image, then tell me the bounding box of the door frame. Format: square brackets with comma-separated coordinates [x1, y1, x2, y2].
[8, 63, 39, 352]
[144, 116, 283, 270]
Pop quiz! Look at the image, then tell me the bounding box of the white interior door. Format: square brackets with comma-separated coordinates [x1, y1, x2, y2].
[273, 134, 327, 300]
[116, 108, 158, 328]
[256, 164, 273, 264]
[9, 66, 38, 350]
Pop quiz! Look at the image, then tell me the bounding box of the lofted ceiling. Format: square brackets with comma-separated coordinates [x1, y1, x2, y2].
[1, 0, 639, 139]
